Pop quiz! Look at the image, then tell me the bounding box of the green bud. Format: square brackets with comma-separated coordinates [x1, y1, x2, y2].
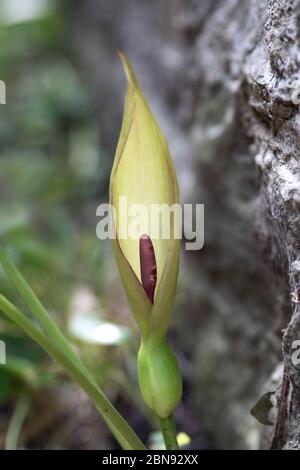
[137, 338, 182, 418]
[110, 53, 182, 417]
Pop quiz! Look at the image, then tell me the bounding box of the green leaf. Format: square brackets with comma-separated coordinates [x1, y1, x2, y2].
[0, 247, 146, 450]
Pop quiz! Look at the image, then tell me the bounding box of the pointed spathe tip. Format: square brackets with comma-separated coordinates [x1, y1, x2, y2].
[118, 51, 139, 88]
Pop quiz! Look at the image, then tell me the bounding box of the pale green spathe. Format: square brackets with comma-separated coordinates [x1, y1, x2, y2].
[109, 54, 182, 418]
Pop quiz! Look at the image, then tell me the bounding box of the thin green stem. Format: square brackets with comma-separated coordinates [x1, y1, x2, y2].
[0, 294, 146, 450]
[158, 414, 179, 450]
[0, 245, 140, 448]
[5, 391, 30, 450]
[0, 246, 84, 370]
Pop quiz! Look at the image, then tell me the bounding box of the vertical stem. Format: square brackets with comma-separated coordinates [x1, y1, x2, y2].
[5, 391, 30, 450]
[158, 414, 179, 450]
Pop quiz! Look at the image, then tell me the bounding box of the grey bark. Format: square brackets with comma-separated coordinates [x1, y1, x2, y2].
[176, 0, 300, 450]
[65, 0, 300, 449]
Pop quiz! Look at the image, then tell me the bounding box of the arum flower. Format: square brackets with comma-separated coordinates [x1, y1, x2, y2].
[110, 53, 182, 419]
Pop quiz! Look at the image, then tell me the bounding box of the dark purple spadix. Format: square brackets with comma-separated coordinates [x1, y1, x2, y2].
[139, 234, 157, 304]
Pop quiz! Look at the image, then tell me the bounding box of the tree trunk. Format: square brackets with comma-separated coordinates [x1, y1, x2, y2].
[177, 0, 300, 450]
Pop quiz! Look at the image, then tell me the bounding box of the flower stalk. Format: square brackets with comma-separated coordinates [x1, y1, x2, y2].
[159, 415, 179, 450]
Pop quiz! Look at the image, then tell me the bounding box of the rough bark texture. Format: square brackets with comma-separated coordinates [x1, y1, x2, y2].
[176, 0, 300, 449]
[65, 0, 300, 449]
[239, 0, 300, 450]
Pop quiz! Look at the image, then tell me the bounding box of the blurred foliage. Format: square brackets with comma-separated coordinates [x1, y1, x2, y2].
[0, 0, 126, 434]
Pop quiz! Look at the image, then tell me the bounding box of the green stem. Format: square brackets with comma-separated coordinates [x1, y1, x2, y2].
[0, 294, 146, 450]
[5, 391, 30, 450]
[0, 246, 84, 370]
[0, 246, 147, 449]
[158, 414, 179, 450]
